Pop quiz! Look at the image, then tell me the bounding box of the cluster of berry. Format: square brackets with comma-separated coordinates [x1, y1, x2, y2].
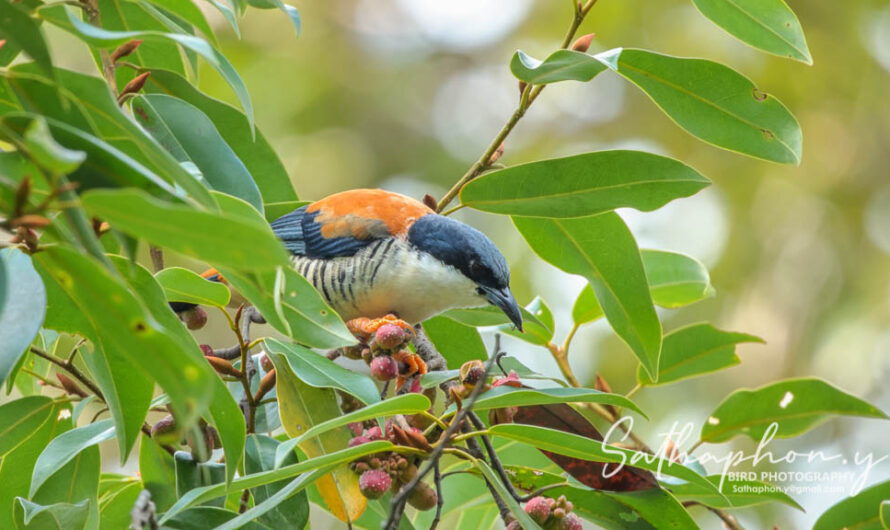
[511, 495, 582, 530]
[343, 318, 428, 388]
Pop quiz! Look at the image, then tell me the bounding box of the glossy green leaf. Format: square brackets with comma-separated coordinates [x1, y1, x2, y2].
[109, 255, 244, 483]
[638, 323, 762, 386]
[0, 249, 46, 386]
[217, 470, 325, 530]
[461, 150, 710, 218]
[138, 434, 177, 513]
[22, 117, 85, 175]
[274, 393, 431, 467]
[38, 4, 253, 127]
[268, 346, 367, 522]
[643, 249, 713, 307]
[217, 266, 356, 349]
[144, 69, 298, 214]
[572, 285, 603, 325]
[34, 246, 217, 428]
[558, 485, 698, 530]
[700, 377, 889, 443]
[669, 474, 802, 510]
[30, 420, 114, 497]
[440, 304, 551, 346]
[501, 296, 555, 345]
[265, 338, 378, 405]
[13, 498, 90, 530]
[81, 189, 289, 270]
[97, 476, 142, 530]
[155, 267, 230, 307]
[159, 441, 392, 522]
[0, 396, 54, 457]
[205, 0, 240, 38]
[444, 386, 646, 417]
[813, 479, 890, 530]
[174, 452, 226, 507]
[422, 315, 487, 367]
[244, 435, 309, 528]
[162, 507, 270, 530]
[489, 423, 721, 495]
[510, 49, 608, 84]
[142, 0, 218, 45]
[246, 0, 300, 35]
[0, 1, 53, 78]
[881, 501, 890, 529]
[474, 460, 542, 529]
[692, 0, 811, 64]
[600, 47, 802, 164]
[132, 94, 264, 213]
[514, 213, 662, 379]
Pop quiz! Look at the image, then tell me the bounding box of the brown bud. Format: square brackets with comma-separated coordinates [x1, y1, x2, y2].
[422, 194, 438, 211]
[594, 373, 612, 394]
[403, 428, 433, 452]
[12, 227, 39, 253]
[205, 356, 242, 378]
[118, 72, 151, 101]
[56, 373, 88, 398]
[151, 415, 178, 445]
[259, 354, 274, 371]
[253, 369, 276, 402]
[111, 39, 143, 62]
[14, 176, 30, 214]
[11, 215, 51, 229]
[487, 142, 505, 165]
[448, 385, 463, 410]
[570, 33, 595, 53]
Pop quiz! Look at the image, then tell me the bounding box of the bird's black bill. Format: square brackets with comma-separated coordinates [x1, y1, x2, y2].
[482, 286, 523, 332]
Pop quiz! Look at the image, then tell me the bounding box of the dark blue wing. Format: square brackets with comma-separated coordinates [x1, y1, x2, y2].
[270, 206, 380, 259]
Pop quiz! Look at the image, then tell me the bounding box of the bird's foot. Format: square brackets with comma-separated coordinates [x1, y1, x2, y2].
[346, 314, 415, 343]
[394, 349, 427, 389]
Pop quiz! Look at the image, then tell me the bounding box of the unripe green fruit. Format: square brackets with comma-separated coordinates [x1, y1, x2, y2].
[407, 481, 437, 511]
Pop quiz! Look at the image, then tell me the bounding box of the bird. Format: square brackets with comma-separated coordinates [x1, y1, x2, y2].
[269, 188, 523, 331]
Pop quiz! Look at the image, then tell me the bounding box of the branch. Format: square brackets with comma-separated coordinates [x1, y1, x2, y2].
[435, 0, 599, 213]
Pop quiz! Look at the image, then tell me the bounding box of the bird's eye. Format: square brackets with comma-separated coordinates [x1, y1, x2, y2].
[469, 260, 483, 275]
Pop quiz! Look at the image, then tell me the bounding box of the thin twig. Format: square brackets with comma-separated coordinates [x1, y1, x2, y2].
[430, 461, 443, 530]
[468, 412, 522, 502]
[30, 346, 105, 400]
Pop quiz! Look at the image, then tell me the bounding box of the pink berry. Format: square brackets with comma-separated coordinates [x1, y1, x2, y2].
[348, 435, 369, 448]
[524, 496, 551, 525]
[370, 355, 398, 381]
[555, 513, 583, 530]
[505, 522, 521, 530]
[374, 324, 406, 350]
[358, 469, 391, 500]
[347, 422, 364, 436]
[366, 426, 383, 440]
[199, 344, 214, 356]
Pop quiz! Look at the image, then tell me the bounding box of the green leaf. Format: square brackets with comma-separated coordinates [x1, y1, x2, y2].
[700, 377, 889, 443]
[0, 396, 54, 457]
[216, 470, 325, 530]
[557, 485, 698, 530]
[80, 189, 289, 270]
[572, 285, 603, 325]
[0, 249, 46, 386]
[440, 304, 551, 346]
[131, 94, 264, 213]
[268, 346, 367, 523]
[500, 296, 554, 345]
[274, 393, 431, 467]
[34, 246, 217, 428]
[162, 507, 270, 530]
[174, 452, 226, 507]
[473, 460, 542, 529]
[882, 501, 890, 530]
[13, 498, 90, 530]
[38, 4, 253, 127]
[669, 474, 802, 510]
[692, 0, 811, 64]
[599, 48, 801, 164]
[422, 316, 487, 367]
[97, 476, 141, 530]
[30, 419, 114, 497]
[244, 435, 309, 528]
[155, 267, 231, 307]
[265, 338, 378, 405]
[0, 1, 53, 78]
[638, 323, 762, 386]
[138, 434, 176, 513]
[246, 0, 300, 35]
[144, 69, 298, 215]
[489, 423, 721, 495]
[159, 442, 392, 523]
[443, 386, 646, 417]
[460, 151, 710, 218]
[514, 213, 662, 379]
[141, 0, 218, 45]
[510, 49, 608, 84]
[205, 0, 240, 38]
[23, 117, 85, 175]
[217, 266, 356, 349]
[813, 479, 890, 530]
[642, 250, 713, 308]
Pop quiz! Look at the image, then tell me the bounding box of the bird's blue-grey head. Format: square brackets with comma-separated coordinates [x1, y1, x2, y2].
[407, 214, 522, 331]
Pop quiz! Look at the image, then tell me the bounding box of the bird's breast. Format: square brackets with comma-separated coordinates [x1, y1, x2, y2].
[292, 238, 486, 324]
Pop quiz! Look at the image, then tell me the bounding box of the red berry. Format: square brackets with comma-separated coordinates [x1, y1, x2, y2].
[555, 513, 583, 530]
[199, 344, 214, 356]
[524, 496, 551, 525]
[347, 422, 364, 436]
[374, 324, 407, 350]
[358, 469, 391, 500]
[366, 426, 383, 440]
[182, 306, 207, 330]
[370, 355, 398, 381]
[348, 435, 369, 447]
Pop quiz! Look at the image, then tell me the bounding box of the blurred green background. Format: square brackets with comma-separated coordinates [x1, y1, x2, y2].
[42, 0, 890, 527]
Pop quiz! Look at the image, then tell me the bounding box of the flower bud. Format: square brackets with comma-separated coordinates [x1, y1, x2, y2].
[422, 194, 438, 210]
[56, 373, 88, 398]
[570, 33, 595, 53]
[253, 369, 276, 402]
[259, 354, 274, 372]
[118, 71, 151, 101]
[205, 356, 242, 378]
